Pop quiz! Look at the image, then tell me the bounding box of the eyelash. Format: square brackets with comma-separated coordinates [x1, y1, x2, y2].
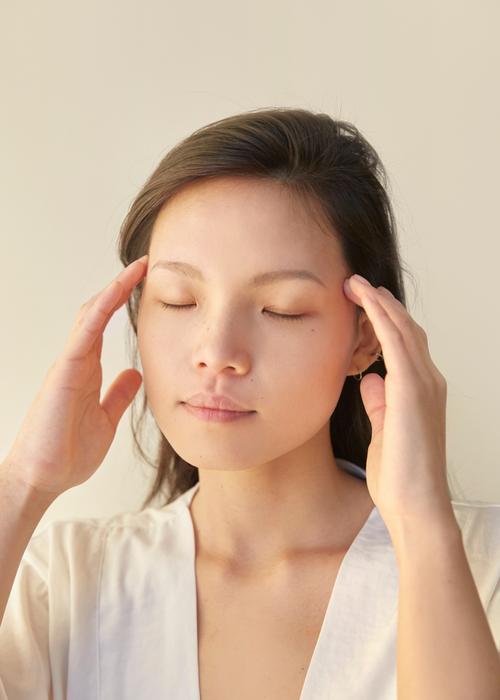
[159, 303, 304, 322]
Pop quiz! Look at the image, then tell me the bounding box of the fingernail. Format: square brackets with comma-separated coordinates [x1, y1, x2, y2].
[137, 255, 149, 264]
[352, 274, 371, 286]
[344, 278, 362, 297]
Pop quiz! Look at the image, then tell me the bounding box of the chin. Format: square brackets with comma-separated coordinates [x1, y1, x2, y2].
[165, 433, 260, 472]
[179, 452, 259, 472]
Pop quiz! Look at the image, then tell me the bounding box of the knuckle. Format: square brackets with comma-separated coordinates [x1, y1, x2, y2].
[398, 315, 413, 334]
[436, 371, 447, 393]
[388, 325, 405, 346]
[418, 326, 428, 343]
[79, 297, 95, 314]
[424, 370, 447, 400]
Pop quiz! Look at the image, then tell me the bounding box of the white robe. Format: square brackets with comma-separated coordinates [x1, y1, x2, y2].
[1, 460, 499, 699]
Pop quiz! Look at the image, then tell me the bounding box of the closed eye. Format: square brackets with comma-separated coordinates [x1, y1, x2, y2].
[264, 310, 304, 322]
[160, 302, 304, 322]
[160, 303, 196, 311]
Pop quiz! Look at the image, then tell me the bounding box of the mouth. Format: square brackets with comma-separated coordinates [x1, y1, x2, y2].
[181, 402, 256, 423]
[183, 393, 253, 412]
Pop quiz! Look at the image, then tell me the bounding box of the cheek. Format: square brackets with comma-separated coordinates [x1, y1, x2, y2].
[303, 306, 356, 393]
[137, 312, 182, 413]
[263, 318, 355, 416]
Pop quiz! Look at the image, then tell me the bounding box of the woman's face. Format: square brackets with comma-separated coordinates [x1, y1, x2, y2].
[137, 177, 363, 472]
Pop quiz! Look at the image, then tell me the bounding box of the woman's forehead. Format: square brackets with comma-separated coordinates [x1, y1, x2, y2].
[150, 178, 342, 266]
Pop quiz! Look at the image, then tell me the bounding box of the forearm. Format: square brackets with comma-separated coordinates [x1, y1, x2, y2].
[390, 514, 500, 700]
[0, 460, 54, 626]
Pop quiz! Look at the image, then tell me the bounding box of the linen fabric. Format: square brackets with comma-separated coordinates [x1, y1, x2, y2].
[1, 460, 499, 700]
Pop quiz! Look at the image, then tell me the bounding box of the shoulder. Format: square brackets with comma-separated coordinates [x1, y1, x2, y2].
[451, 498, 500, 546]
[451, 498, 500, 608]
[24, 485, 198, 583]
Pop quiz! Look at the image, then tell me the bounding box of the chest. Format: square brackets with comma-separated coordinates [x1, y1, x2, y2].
[195, 552, 346, 700]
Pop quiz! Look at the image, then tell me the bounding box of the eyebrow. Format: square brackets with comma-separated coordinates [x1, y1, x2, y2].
[149, 260, 326, 288]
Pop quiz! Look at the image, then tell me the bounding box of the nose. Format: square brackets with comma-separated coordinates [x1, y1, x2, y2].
[191, 306, 252, 375]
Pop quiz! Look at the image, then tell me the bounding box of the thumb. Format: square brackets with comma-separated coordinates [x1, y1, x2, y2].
[101, 369, 143, 431]
[359, 373, 386, 440]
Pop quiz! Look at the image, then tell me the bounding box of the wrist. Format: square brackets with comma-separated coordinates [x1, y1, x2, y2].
[383, 508, 462, 561]
[0, 458, 58, 521]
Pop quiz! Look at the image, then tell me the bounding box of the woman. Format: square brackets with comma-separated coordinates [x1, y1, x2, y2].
[0, 108, 499, 699]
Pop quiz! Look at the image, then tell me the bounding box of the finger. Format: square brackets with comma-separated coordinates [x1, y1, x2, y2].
[76, 255, 148, 316]
[360, 373, 386, 437]
[95, 334, 105, 362]
[99, 267, 144, 334]
[97, 255, 149, 324]
[101, 369, 143, 432]
[346, 278, 416, 378]
[372, 289, 431, 374]
[64, 257, 148, 361]
[95, 256, 148, 341]
[343, 277, 364, 307]
[375, 286, 430, 354]
[89, 255, 149, 309]
[345, 276, 428, 356]
[104, 255, 149, 319]
[345, 276, 432, 376]
[93, 258, 148, 338]
[359, 373, 386, 468]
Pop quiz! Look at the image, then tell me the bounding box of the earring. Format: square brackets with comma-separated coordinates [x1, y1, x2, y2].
[354, 369, 363, 381]
[373, 351, 384, 361]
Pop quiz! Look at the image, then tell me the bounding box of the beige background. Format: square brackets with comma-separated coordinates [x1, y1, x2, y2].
[1, 0, 499, 527]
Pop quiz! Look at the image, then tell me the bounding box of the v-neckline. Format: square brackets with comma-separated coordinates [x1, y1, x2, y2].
[181, 481, 380, 700]
[297, 502, 380, 700]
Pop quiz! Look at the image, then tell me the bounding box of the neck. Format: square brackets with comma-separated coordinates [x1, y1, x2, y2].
[188, 426, 371, 573]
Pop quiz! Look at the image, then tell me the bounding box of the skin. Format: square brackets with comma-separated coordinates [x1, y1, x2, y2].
[137, 177, 381, 566]
[1, 174, 498, 699]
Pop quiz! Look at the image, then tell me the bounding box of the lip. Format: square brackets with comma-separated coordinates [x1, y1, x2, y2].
[183, 392, 253, 412]
[182, 403, 255, 423]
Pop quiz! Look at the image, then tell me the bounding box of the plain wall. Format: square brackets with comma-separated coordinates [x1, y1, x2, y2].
[1, 0, 499, 528]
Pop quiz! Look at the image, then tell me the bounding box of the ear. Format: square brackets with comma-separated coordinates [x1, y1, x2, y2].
[346, 310, 381, 377]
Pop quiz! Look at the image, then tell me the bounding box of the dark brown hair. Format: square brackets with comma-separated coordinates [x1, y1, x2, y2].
[118, 107, 406, 507]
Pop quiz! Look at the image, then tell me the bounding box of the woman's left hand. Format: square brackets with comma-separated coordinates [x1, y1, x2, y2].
[344, 274, 455, 532]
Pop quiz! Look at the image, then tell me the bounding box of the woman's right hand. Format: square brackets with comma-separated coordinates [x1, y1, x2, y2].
[2, 256, 149, 500]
